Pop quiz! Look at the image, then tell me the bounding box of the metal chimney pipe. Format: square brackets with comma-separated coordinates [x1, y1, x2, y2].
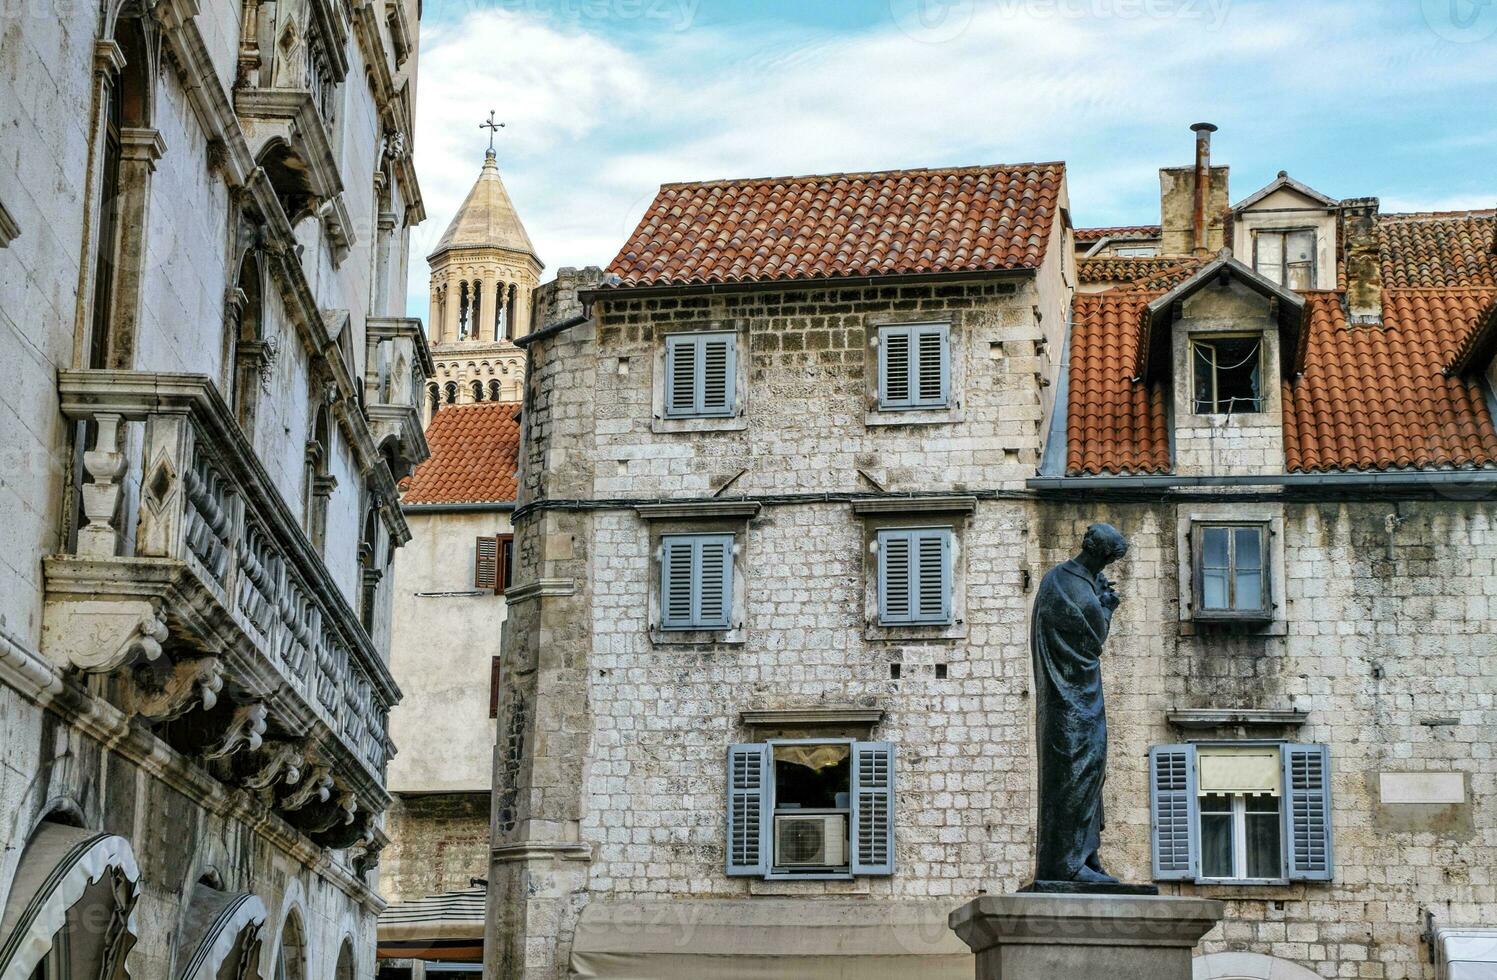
[1190, 122, 1217, 256]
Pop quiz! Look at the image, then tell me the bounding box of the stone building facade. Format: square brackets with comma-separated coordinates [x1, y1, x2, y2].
[0, 0, 427, 973]
[486, 136, 1497, 980]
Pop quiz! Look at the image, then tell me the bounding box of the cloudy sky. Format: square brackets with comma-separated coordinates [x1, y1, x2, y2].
[404, 0, 1497, 316]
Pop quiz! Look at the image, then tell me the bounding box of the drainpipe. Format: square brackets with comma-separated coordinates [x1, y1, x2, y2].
[1190, 122, 1217, 256]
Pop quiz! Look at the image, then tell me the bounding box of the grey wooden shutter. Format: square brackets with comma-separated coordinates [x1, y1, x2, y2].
[914, 325, 948, 406]
[913, 528, 951, 623]
[665, 334, 697, 416]
[1149, 744, 1198, 881]
[877, 529, 912, 623]
[1283, 743, 1333, 881]
[474, 535, 499, 591]
[726, 743, 770, 876]
[879, 327, 912, 408]
[851, 741, 895, 875]
[660, 537, 696, 628]
[699, 334, 735, 415]
[696, 535, 732, 628]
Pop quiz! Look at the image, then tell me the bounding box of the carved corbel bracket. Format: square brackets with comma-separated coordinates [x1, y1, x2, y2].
[204, 702, 268, 759]
[241, 740, 306, 791]
[41, 597, 169, 673]
[129, 655, 224, 722]
[280, 765, 333, 811]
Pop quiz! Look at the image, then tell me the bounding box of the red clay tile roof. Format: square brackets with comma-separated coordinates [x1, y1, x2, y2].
[1075, 224, 1161, 243]
[605, 164, 1065, 288]
[402, 402, 522, 504]
[1067, 290, 1171, 476]
[1378, 210, 1497, 289]
[1066, 287, 1497, 476]
[1077, 256, 1198, 287]
[1285, 290, 1497, 472]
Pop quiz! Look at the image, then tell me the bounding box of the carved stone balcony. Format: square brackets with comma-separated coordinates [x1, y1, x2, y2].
[364, 316, 433, 481]
[235, 86, 354, 255]
[43, 370, 400, 852]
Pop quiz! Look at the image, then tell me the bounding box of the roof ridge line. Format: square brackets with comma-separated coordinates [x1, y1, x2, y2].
[657, 161, 1067, 191]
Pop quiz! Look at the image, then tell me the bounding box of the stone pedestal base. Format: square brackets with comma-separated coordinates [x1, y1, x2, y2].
[949, 892, 1223, 980]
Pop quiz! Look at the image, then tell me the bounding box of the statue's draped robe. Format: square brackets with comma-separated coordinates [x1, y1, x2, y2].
[1031, 558, 1113, 881]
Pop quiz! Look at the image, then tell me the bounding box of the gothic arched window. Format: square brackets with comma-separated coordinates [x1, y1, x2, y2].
[444, 381, 458, 404]
[228, 247, 265, 435]
[470, 379, 483, 402]
[488, 379, 502, 401]
[304, 403, 333, 553]
[273, 909, 307, 980]
[428, 382, 440, 416]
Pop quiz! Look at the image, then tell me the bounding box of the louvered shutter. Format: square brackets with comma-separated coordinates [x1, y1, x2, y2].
[914, 325, 948, 406]
[913, 528, 950, 623]
[880, 327, 912, 408]
[474, 536, 499, 591]
[700, 335, 734, 415]
[851, 741, 895, 875]
[1149, 744, 1198, 881]
[877, 530, 912, 623]
[695, 535, 732, 628]
[1283, 743, 1333, 881]
[726, 743, 770, 876]
[665, 334, 697, 416]
[660, 537, 696, 628]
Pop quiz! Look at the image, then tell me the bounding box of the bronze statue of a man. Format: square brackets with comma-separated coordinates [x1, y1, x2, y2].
[1030, 522, 1128, 885]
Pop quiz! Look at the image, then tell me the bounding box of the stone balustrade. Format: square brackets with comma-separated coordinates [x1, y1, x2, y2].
[42, 370, 399, 850]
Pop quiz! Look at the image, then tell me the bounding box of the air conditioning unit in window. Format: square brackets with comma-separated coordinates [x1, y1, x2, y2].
[774, 814, 847, 868]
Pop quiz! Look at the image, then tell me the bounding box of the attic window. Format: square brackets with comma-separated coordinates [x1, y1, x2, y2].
[1115, 245, 1159, 257]
[1253, 229, 1316, 290]
[1192, 336, 1262, 414]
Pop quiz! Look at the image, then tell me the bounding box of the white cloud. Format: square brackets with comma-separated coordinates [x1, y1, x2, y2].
[405, 0, 1497, 318]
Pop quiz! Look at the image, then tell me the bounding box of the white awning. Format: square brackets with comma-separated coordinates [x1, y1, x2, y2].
[571, 899, 971, 980]
[1198, 747, 1280, 796]
[1438, 929, 1497, 979]
[175, 886, 268, 980]
[0, 824, 141, 980]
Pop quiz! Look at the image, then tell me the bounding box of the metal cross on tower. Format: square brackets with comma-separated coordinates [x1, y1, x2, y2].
[480, 110, 505, 152]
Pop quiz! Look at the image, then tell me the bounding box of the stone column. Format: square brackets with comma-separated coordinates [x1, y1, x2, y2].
[107, 127, 166, 368]
[442, 276, 461, 344]
[950, 894, 1223, 980]
[486, 277, 505, 342]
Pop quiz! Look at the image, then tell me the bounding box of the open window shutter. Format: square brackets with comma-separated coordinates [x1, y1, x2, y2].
[914, 529, 950, 623]
[488, 656, 501, 718]
[877, 530, 912, 623]
[726, 743, 770, 876]
[851, 741, 895, 875]
[1283, 743, 1333, 881]
[498, 535, 514, 594]
[880, 327, 912, 407]
[666, 335, 697, 415]
[915, 325, 948, 406]
[1149, 744, 1198, 881]
[474, 536, 499, 591]
[696, 536, 732, 628]
[661, 537, 695, 628]
[700, 335, 734, 414]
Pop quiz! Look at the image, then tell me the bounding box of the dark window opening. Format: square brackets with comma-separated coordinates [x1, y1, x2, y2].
[1192, 336, 1262, 414]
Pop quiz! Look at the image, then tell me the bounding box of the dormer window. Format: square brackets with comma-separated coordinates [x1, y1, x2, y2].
[1191, 335, 1262, 414]
[1252, 228, 1316, 290]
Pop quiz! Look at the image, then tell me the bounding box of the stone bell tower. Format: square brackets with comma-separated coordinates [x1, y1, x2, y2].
[425, 127, 542, 420]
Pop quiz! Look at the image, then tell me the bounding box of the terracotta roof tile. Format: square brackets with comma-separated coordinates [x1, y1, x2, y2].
[605, 164, 1065, 288]
[401, 402, 522, 505]
[1378, 210, 1497, 288]
[1075, 224, 1161, 243]
[1077, 256, 1201, 288]
[1066, 287, 1497, 476]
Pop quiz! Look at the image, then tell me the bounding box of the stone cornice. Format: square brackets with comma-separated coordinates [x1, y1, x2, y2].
[850, 495, 979, 515]
[368, 316, 435, 377]
[634, 501, 763, 522]
[1167, 708, 1309, 729]
[502, 578, 577, 606]
[739, 707, 886, 729]
[490, 841, 593, 864]
[0, 624, 386, 915]
[234, 87, 344, 199]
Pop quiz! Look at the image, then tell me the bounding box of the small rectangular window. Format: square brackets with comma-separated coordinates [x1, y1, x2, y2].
[1193, 523, 1269, 620]
[660, 533, 733, 630]
[876, 527, 951, 625]
[1191, 336, 1262, 414]
[1253, 228, 1316, 289]
[878, 324, 949, 410]
[498, 534, 514, 594]
[1114, 245, 1159, 257]
[665, 332, 736, 418]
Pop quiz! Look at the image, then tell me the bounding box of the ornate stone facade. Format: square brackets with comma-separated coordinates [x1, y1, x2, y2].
[0, 0, 426, 974]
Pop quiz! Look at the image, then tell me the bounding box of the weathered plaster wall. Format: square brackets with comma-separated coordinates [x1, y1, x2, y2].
[382, 792, 491, 906]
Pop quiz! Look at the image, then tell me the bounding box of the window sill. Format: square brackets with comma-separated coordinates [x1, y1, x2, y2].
[1181, 411, 1275, 424]
[865, 407, 962, 428]
[865, 621, 966, 642]
[1180, 616, 1285, 637]
[652, 414, 748, 434]
[650, 628, 745, 646]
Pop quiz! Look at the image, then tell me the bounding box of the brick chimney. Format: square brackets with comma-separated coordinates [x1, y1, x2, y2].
[1341, 197, 1382, 324]
[1160, 123, 1230, 256]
